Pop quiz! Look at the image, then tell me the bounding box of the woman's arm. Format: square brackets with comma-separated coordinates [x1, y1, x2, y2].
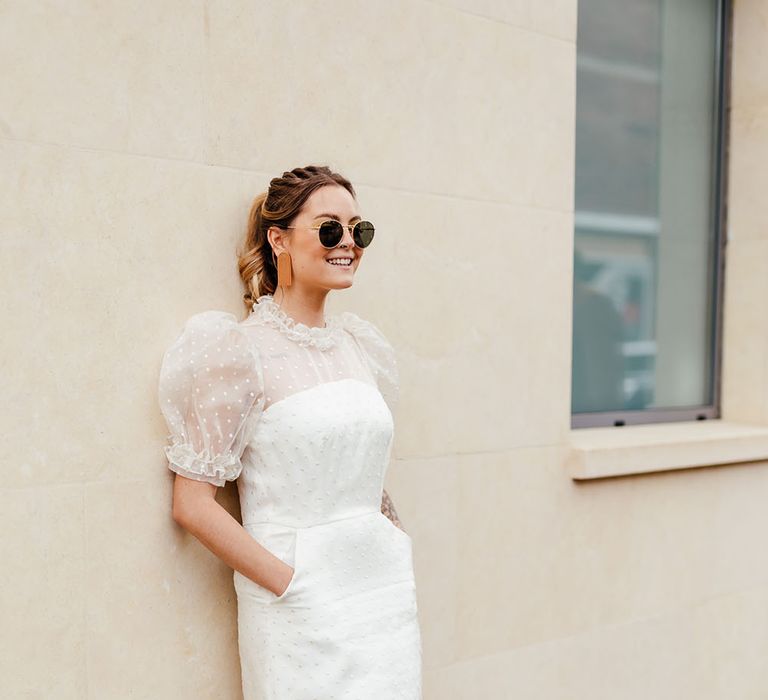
[172, 474, 293, 596]
[381, 489, 405, 531]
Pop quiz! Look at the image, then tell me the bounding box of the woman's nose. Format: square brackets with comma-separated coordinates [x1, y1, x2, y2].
[340, 224, 356, 247]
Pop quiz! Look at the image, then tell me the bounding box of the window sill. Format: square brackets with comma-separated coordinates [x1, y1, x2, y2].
[567, 420, 768, 480]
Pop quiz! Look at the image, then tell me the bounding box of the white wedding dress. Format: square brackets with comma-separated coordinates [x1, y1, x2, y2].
[158, 294, 423, 699]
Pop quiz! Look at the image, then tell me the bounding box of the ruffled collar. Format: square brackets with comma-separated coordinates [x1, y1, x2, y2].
[249, 294, 345, 351]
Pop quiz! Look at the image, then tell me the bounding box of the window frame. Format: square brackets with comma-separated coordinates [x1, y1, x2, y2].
[571, 0, 733, 430]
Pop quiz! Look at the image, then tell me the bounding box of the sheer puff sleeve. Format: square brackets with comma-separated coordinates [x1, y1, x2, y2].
[340, 311, 400, 417]
[158, 311, 264, 487]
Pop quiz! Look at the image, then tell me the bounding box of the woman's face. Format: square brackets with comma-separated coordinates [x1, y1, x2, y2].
[270, 185, 365, 293]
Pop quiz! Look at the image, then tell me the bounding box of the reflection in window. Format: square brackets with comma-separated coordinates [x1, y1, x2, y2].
[571, 0, 727, 426]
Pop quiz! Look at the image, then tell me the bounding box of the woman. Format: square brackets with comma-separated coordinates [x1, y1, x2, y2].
[158, 165, 423, 698]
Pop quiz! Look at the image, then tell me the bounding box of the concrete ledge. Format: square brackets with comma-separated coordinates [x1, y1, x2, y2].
[567, 420, 768, 480]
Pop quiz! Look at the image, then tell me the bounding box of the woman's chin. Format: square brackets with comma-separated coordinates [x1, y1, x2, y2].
[326, 277, 354, 290]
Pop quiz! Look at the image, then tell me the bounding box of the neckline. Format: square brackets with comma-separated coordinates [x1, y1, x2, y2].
[250, 294, 344, 350]
[259, 377, 380, 418]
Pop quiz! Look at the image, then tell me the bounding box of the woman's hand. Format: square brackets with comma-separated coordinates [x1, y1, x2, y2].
[274, 562, 295, 597]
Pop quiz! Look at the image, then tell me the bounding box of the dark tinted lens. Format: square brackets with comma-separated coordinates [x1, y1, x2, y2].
[353, 221, 375, 248]
[318, 220, 344, 248]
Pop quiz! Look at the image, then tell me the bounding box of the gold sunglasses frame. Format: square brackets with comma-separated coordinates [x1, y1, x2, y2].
[280, 219, 375, 249]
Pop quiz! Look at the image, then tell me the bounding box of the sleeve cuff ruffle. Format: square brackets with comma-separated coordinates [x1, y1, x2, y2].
[164, 440, 242, 487]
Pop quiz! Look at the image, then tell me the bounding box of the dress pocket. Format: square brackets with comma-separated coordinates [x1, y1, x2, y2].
[235, 524, 302, 604]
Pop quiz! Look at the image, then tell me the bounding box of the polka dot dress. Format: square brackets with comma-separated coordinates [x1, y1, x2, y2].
[158, 295, 423, 699]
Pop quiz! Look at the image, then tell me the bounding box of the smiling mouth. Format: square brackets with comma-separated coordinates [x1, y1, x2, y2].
[326, 258, 353, 268]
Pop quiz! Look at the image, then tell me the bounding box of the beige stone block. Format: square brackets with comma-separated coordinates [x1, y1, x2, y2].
[456, 446, 602, 659]
[731, 0, 768, 112]
[406, 0, 576, 42]
[428, 0, 531, 30]
[727, 108, 768, 242]
[85, 479, 243, 698]
[0, 486, 87, 698]
[454, 445, 768, 662]
[691, 583, 768, 696]
[0, 140, 269, 488]
[690, 460, 768, 595]
[203, 0, 575, 211]
[426, 606, 714, 699]
[721, 238, 768, 422]
[0, 1, 204, 158]
[530, 0, 578, 43]
[386, 455, 460, 669]
[357, 189, 574, 455]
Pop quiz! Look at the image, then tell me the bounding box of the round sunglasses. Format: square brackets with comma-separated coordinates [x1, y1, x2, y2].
[283, 219, 375, 249]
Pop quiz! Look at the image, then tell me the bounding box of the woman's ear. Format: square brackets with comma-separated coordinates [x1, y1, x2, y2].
[267, 226, 287, 256]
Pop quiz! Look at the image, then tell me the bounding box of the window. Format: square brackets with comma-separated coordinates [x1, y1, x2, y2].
[571, 0, 730, 428]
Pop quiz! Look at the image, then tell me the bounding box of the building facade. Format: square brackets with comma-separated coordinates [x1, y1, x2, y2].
[3, 1, 767, 697]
